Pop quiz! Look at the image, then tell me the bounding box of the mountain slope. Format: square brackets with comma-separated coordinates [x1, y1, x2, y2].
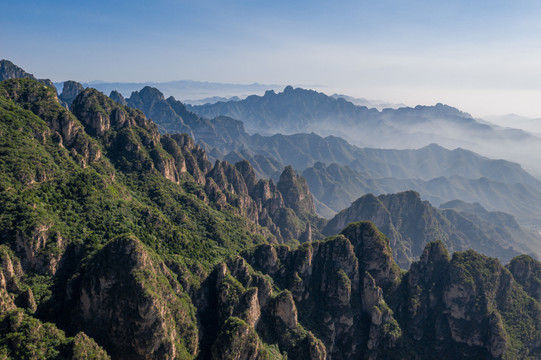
[0, 77, 323, 358]
[323, 191, 537, 268]
[1, 75, 541, 359]
[0, 59, 55, 88]
[118, 85, 541, 226]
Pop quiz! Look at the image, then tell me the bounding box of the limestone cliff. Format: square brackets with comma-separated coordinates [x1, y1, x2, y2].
[241, 222, 401, 359]
[67, 235, 198, 360]
[59, 80, 85, 108]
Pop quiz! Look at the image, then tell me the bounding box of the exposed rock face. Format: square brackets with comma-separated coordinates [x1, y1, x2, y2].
[15, 225, 66, 275]
[277, 165, 316, 216]
[68, 235, 198, 360]
[242, 227, 400, 360]
[270, 290, 298, 328]
[340, 221, 400, 290]
[127, 86, 188, 133]
[0, 59, 35, 81]
[205, 159, 323, 243]
[211, 317, 260, 360]
[72, 88, 148, 136]
[59, 80, 85, 108]
[392, 243, 541, 359]
[0, 246, 23, 313]
[196, 257, 324, 360]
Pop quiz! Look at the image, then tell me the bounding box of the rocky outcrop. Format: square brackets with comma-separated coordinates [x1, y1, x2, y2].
[196, 257, 324, 360]
[340, 221, 400, 290]
[15, 225, 66, 275]
[0, 79, 102, 166]
[392, 242, 541, 359]
[202, 159, 321, 243]
[242, 228, 401, 360]
[59, 80, 85, 108]
[507, 255, 541, 302]
[211, 317, 260, 360]
[127, 86, 189, 134]
[0, 246, 23, 313]
[109, 90, 128, 106]
[72, 88, 148, 137]
[0, 59, 36, 81]
[0, 59, 55, 88]
[68, 235, 198, 360]
[277, 165, 316, 217]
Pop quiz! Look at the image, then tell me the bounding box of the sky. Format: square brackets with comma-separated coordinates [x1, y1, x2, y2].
[3, 0, 541, 118]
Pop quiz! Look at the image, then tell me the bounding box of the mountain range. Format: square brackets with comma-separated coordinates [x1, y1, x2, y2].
[2, 60, 541, 359]
[53, 79, 284, 107]
[189, 86, 541, 178]
[96, 84, 541, 230]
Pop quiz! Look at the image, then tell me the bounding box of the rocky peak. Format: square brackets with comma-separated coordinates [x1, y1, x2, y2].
[208, 160, 249, 196]
[0, 59, 35, 81]
[68, 235, 198, 360]
[126, 87, 188, 133]
[0, 59, 55, 88]
[235, 160, 257, 191]
[72, 88, 148, 137]
[283, 85, 294, 93]
[418, 240, 451, 269]
[340, 221, 400, 290]
[0, 78, 102, 165]
[128, 86, 167, 111]
[109, 90, 128, 106]
[270, 290, 298, 328]
[59, 80, 85, 108]
[277, 165, 316, 216]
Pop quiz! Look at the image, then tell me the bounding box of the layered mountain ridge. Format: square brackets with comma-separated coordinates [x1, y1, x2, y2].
[112, 84, 541, 229]
[324, 191, 539, 268]
[1, 62, 541, 359]
[188, 86, 541, 180]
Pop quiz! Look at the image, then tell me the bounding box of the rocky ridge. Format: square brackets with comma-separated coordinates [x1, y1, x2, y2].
[59, 80, 85, 108]
[0, 59, 55, 88]
[324, 191, 534, 268]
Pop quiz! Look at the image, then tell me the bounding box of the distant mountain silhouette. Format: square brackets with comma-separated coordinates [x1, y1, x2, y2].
[190, 86, 541, 177]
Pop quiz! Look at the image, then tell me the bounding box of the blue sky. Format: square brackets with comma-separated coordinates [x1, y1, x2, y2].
[3, 0, 541, 117]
